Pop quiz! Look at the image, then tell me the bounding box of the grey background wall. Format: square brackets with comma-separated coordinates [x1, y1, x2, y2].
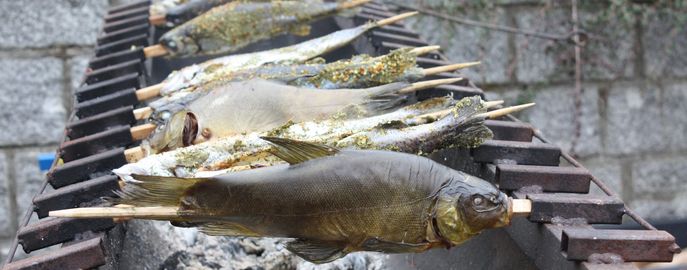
[0, 0, 685, 263]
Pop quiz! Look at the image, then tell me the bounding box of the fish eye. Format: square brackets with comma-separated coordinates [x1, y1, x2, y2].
[472, 196, 483, 206]
[182, 112, 198, 146]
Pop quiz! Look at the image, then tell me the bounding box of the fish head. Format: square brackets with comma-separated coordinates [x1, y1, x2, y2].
[434, 174, 511, 245]
[160, 28, 200, 56]
[148, 110, 199, 153]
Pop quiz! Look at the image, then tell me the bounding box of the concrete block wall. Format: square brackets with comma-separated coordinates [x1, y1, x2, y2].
[395, 1, 687, 220]
[0, 0, 110, 262]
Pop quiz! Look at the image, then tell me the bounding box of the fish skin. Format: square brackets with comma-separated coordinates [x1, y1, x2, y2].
[115, 96, 489, 179]
[159, 19, 388, 96]
[118, 146, 511, 263]
[159, 1, 338, 57]
[146, 79, 411, 153]
[164, 0, 235, 27]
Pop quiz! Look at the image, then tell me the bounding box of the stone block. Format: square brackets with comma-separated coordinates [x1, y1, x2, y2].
[631, 156, 687, 195]
[522, 84, 601, 157]
[604, 82, 668, 155]
[580, 157, 623, 197]
[399, 4, 512, 84]
[68, 54, 93, 93]
[662, 82, 687, 151]
[513, 7, 572, 83]
[0, 0, 109, 49]
[13, 147, 54, 220]
[628, 196, 687, 221]
[578, 5, 636, 80]
[642, 9, 687, 79]
[0, 58, 66, 146]
[0, 151, 11, 238]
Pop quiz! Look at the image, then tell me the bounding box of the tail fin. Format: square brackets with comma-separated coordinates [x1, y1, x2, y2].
[115, 174, 209, 207]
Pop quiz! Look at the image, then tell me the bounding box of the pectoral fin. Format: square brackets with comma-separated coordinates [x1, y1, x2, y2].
[286, 239, 348, 264]
[260, 137, 339, 165]
[289, 24, 312, 36]
[361, 237, 430, 253]
[199, 222, 261, 237]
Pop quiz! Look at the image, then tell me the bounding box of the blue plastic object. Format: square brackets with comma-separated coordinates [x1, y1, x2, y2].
[38, 153, 55, 171]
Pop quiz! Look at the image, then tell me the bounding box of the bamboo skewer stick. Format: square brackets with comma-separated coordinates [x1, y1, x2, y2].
[143, 44, 169, 58]
[148, 14, 167, 25]
[376, 11, 418, 26]
[135, 84, 164, 101]
[130, 123, 157, 141]
[398, 78, 463, 94]
[422, 61, 481, 76]
[133, 107, 154, 120]
[476, 103, 536, 119]
[50, 198, 534, 219]
[412, 101, 528, 124]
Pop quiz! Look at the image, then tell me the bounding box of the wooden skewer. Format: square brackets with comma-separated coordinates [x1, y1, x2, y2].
[376, 11, 418, 27]
[411, 100, 504, 123]
[337, 0, 372, 10]
[143, 44, 169, 58]
[149, 14, 167, 25]
[398, 78, 463, 94]
[135, 83, 164, 101]
[422, 61, 481, 76]
[409, 45, 441, 56]
[49, 206, 179, 219]
[510, 198, 532, 217]
[483, 100, 504, 108]
[476, 103, 536, 119]
[124, 146, 145, 163]
[133, 107, 154, 120]
[130, 123, 157, 141]
[50, 198, 533, 220]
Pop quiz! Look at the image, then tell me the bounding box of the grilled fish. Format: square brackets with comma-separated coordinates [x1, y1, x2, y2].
[152, 0, 234, 27]
[147, 79, 414, 152]
[116, 96, 493, 178]
[111, 138, 512, 263]
[160, 12, 417, 96]
[160, 0, 369, 57]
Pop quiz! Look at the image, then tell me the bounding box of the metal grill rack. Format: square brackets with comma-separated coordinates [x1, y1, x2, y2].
[1, 1, 679, 269]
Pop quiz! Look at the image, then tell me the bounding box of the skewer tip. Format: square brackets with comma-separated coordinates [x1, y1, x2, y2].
[409, 45, 441, 56]
[422, 61, 481, 76]
[510, 198, 532, 218]
[375, 11, 419, 27]
[399, 77, 463, 94]
[478, 103, 535, 119]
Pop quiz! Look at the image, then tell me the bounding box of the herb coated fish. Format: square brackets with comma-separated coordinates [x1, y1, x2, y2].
[160, 12, 417, 95]
[57, 138, 513, 264]
[160, 0, 370, 57]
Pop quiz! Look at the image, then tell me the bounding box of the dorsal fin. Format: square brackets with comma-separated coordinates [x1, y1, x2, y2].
[260, 137, 339, 165]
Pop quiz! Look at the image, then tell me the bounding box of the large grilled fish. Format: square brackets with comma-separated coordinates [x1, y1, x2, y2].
[160, 0, 369, 57]
[57, 138, 512, 264]
[160, 12, 417, 96]
[147, 78, 419, 152]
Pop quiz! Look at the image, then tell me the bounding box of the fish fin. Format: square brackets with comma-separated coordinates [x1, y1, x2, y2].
[360, 237, 430, 253]
[199, 222, 261, 237]
[115, 174, 209, 207]
[287, 239, 349, 264]
[289, 24, 312, 36]
[260, 137, 339, 165]
[362, 82, 411, 113]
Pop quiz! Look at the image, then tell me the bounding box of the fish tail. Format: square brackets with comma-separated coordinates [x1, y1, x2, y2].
[115, 174, 209, 208]
[362, 82, 412, 113]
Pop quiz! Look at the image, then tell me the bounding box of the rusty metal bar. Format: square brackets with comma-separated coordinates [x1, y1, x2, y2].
[67, 105, 136, 139]
[84, 59, 143, 84]
[59, 125, 134, 162]
[525, 193, 624, 224]
[496, 164, 590, 193]
[107, 0, 150, 14]
[74, 88, 138, 118]
[94, 34, 148, 56]
[89, 48, 144, 70]
[17, 218, 114, 253]
[33, 175, 119, 218]
[105, 6, 149, 23]
[472, 140, 561, 166]
[103, 14, 149, 33]
[76, 73, 140, 102]
[485, 120, 534, 142]
[97, 24, 149, 44]
[48, 147, 127, 188]
[562, 228, 676, 262]
[4, 237, 106, 270]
